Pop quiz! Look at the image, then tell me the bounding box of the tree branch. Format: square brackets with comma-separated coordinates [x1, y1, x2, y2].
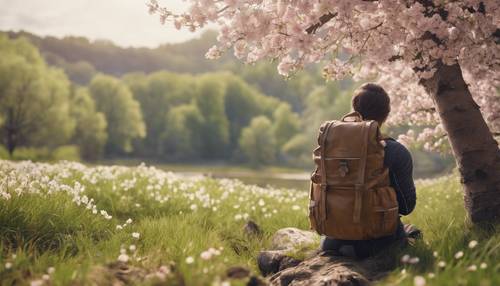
[416, 107, 436, 113]
[306, 12, 337, 34]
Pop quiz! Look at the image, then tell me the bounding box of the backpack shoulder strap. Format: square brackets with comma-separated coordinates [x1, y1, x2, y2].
[380, 134, 396, 141]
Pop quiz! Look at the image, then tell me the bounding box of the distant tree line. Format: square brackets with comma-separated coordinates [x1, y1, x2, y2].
[0, 34, 356, 167]
[0, 32, 454, 175]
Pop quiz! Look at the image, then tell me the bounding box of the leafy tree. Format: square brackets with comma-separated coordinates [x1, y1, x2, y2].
[195, 74, 230, 159]
[69, 87, 107, 160]
[162, 103, 204, 159]
[272, 103, 301, 149]
[223, 74, 279, 151]
[62, 60, 97, 85]
[0, 35, 74, 156]
[281, 134, 312, 167]
[124, 71, 195, 157]
[236, 62, 315, 112]
[89, 74, 145, 154]
[239, 116, 276, 166]
[303, 83, 352, 130]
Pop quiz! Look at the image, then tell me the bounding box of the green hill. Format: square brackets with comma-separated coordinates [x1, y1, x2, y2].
[6, 30, 235, 76]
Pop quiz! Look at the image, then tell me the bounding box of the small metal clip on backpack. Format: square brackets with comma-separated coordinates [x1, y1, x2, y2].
[309, 111, 399, 240]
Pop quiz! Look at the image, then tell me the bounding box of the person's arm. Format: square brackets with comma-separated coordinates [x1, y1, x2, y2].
[385, 141, 416, 215]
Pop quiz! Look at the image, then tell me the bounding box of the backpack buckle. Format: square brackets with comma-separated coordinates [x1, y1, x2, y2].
[339, 160, 349, 177]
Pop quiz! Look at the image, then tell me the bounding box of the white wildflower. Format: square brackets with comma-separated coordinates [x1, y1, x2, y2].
[454, 251, 464, 259]
[467, 265, 477, 272]
[438, 261, 446, 268]
[401, 254, 410, 263]
[118, 254, 129, 263]
[200, 251, 212, 260]
[185, 256, 194, 264]
[468, 240, 478, 249]
[413, 275, 426, 286]
[129, 244, 136, 252]
[480, 262, 487, 269]
[30, 280, 44, 286]
[47, 267, 55, 274]
[5, 262, 12, 269]
[409, 257, 420, 264]
[132, 232, 140, 239]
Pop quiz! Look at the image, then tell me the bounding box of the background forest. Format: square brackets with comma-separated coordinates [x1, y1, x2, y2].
[0, 30, 452, 177]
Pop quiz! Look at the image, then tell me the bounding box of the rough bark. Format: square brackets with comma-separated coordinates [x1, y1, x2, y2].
[420, 62, 500, 223]
[5, 108, 17, 157]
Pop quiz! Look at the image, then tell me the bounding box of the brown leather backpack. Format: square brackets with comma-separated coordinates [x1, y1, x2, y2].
[309, 111, 399, 240]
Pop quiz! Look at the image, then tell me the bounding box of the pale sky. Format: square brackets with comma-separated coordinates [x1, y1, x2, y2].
[0, 0, 207, 48]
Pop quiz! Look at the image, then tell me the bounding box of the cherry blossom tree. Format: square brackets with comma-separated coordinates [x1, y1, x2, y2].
[149, 0, 500, 223]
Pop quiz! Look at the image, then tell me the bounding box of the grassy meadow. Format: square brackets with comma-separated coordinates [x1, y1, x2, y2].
[0, 160, 498, 286]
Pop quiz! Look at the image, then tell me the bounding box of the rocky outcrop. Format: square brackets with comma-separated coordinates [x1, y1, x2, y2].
[259, 228, 397, 286]
[258, 250, 303, 276]
[257, 227, 319, 277]
[244, 220, 263, 237]
[268, 252, 395, 286]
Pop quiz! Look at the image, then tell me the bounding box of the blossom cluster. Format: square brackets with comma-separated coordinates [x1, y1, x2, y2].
[149, 0, 499, 150]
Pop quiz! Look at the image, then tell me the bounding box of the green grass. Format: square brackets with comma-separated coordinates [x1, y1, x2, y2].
[381, 176, 500, 286]
[0, 160, 498, 286]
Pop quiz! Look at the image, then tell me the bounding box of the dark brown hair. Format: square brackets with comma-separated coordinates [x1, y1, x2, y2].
[352, 83, 390, 124]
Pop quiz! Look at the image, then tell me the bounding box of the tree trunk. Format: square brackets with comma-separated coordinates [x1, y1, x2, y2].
[420, 62, 500, 224]
[6, 129, 16, 157]
[6, 108, 17, 157]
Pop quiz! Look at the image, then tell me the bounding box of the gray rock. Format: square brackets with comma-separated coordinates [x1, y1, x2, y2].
[269, 254, 372, 286]
[244, 220, 263, 237]
[227, 266, 251, 279]
[257, 251, 284, 276]
[270, 228, 318, 251]
[257, 250, 302, 276]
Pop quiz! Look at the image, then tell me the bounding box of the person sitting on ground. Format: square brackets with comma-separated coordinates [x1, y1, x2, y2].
[320, 83, 418, 258]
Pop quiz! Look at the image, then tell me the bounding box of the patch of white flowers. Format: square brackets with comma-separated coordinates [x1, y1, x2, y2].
[0, 160, 307, 229]
[1, 159, 310, 282]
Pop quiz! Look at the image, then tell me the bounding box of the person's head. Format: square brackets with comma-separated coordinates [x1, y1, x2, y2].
[352, 83, 390, 126]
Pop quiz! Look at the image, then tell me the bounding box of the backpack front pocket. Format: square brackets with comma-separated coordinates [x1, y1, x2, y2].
[370, 186, 399, 237]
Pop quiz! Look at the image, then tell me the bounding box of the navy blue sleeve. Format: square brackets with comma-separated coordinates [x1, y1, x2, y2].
[384, 140, 416, 216]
